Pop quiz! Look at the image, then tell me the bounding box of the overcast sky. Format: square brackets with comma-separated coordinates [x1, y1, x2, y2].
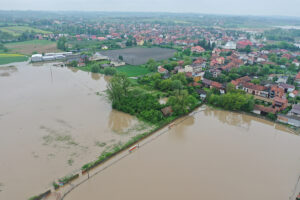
[1, 0, 300, 17]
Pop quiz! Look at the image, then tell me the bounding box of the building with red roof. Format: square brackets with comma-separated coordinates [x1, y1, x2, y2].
[237, 40, 253, 49]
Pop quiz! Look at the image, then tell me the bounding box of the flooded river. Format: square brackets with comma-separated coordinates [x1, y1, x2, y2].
[65, 107, 300, 200]
[0, 62, 151, 200]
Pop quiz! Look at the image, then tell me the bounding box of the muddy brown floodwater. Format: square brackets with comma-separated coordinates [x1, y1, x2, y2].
[0, 62, 152, 200]
[65, 106, 300, 200]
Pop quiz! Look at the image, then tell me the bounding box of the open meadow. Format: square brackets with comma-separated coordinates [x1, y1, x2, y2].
[4, 40, 59, 55]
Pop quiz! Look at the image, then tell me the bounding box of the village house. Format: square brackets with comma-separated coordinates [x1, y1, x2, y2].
[202, 78, 225, 94]
[253, 104, 276, 115]
[191, 46, 205, 53]
[237, 40, 253, 49]
[240, 82, 269, 98]
[184, 65, 194, 73]
[270, 85, 285, 98]
[158, 66, 169, 74]
[272, 97, 288, 111]
[277, 115, 300, 127]
[210, 68, 222, 78]
[196, 89, 207, 100]
[290, 104, 300, 116]
[111, 60, 126, 67]
[278, 83, 295, 93]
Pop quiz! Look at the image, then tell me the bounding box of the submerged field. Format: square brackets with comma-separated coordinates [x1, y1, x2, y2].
[0, 62, 153, 200]
[0, 53, 28, 65]
[4, 40, 59, 55]
[100, 47, 176, 65]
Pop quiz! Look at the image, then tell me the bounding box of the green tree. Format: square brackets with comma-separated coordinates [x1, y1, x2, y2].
[106, 73, 131, 104]
[168, 90, 198, 116]
[146, 58, 158, 72]
[91, 63, 100, 73]
[57, 36, 67, 51]
[104, 67, 117, 75]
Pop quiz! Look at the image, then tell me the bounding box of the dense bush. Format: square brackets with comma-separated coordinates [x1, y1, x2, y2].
[208, 90, 254, 112]
[91, 64, 101, 73]
[104, 67, 117, 75]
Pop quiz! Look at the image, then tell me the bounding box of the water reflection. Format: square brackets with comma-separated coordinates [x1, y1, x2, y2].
[203, 107, 251, 130]
[69, 67, 79, 73]
[91, 73, 101, 80]
[108, 110, 133, 133]
[171, 115, 195, 139]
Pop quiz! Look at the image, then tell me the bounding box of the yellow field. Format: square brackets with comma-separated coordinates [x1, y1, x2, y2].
[0, 53, 25, 57]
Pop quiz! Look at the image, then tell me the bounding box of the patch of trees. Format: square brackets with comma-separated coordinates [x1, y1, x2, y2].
[107, 73, 200, 124]
[107, 74, 164, 123]
[207, 87, 254, 112]
[264, 28, 300, 42]
[263, 41, 299, 52]
[57, 36, 67, 51]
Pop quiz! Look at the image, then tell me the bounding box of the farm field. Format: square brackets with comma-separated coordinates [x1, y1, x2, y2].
[5, 40, 59, 55]
[0, 26, 51, 36]
[100, 47, 176, 65]
[0, 53, 28, 65]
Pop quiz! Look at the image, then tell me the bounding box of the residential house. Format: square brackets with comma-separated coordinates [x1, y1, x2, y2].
[272, 97, 288, 111]
[184, 65, 194, 73]
[277, 115, 300, 127]
[237, 40, 253, 49]
[210, 68, 222, 78]
[278, 83, 295, 93]
[191, 46, 205, 53]
[253, 104, 276, 115]
[290, 104, 300, 116]
[240, 82, 269, 98]
[276, 76, 288, 84]
[196, 89, 207, 100]
[270, 85, 285, 98]
[202, 78, 224, 93]
[111, 60, 125, 67]
[158, 66, 169, 74]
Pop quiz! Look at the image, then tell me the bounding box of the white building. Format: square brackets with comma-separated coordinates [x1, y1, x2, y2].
[223, 41, 237, 50]
[31, 54, 43, 62]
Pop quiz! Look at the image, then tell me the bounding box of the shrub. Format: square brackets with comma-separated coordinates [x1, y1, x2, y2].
[104, 67, 117, 75]
[91, 64, 100, 73]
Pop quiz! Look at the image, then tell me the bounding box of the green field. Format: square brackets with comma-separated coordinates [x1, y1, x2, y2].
[78, 63, 151, 77]
[0, 53, 28, 65]
[115, 65, 151, 77]
[0, 26, 51, 36]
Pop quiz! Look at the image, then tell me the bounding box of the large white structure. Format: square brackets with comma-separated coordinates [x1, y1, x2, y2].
[31, 52, 72, 62]
[31, 54, 43, 62]
[223, 41, 237, 50]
